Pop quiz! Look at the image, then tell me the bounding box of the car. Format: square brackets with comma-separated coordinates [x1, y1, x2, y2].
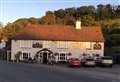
[95, 57, 102, 66]
[100, 56, 113, 67]
[84, 58, 96, 67]
[81, 58, 86, 65]
[67, 58, 81, 67]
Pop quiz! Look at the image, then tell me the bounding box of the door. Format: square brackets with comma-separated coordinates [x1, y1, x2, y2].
[43, 52, 47, 64]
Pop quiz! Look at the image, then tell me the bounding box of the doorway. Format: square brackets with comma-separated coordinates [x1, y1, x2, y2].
[36, 48, 53, 64]
[43, 52, 47, 64]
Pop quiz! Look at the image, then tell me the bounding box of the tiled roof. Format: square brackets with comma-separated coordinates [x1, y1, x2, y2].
[14, 25, 104, 42]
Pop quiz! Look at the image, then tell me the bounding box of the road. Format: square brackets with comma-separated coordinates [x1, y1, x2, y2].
[0, 61, 120, 82]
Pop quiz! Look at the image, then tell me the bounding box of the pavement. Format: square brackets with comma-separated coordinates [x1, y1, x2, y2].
[0, 61, 120, 82]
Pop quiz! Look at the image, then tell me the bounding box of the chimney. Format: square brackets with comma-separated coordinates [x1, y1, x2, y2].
[75, 18, 81, 29]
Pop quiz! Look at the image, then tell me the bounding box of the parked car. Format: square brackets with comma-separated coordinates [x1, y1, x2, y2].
[67, 58, 81, 67]
[101, 56, 113, 67]
[81, 58, 86, 65]
[95, 57, 102, 66]
[84, 58, 96, 67]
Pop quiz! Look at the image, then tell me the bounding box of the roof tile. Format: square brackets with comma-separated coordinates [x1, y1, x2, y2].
[14, 25, 104, 42]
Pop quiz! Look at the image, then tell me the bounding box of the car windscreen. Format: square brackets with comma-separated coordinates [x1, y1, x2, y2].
[102, 57, 112, 60]
[86, 59, 94, 61]
[73, 58, 79, 61]
[69, 58, 79, 61]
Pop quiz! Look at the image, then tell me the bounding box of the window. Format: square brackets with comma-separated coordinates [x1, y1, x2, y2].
[58, 53, 67, 61]
[23, 53, 30, 60]
[57, 53, 71, 61]
[60, 53, 65, 60]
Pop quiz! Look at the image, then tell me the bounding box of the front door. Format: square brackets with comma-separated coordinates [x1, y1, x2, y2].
[43, 52, 47, 64]
[36, 48, 53, 64]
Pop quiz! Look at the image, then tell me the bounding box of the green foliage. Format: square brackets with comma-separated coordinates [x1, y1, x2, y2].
[54, 9, 66, 18]
[28, 17, 39, 24]
[77, 6, 95, 16]
[101, 19, 120, 29]
[56, 17, 64, 25]
[0, 22, 3, 27]
[65, 7, 77, 17]
[63, 16, 75, 25]
[96, 4, 119, 20]
[40, 11, 56, 25]
[81, 15, 95, 26]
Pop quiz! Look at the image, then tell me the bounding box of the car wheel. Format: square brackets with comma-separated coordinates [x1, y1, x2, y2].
[92, 65, 95, 67]
[109, 65, 112, 67]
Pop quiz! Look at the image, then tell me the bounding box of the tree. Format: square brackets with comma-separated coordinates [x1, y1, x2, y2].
[96, 4, 116, 20]
[64, 16, 75, 25]
[0, 22, 3, 41]
[54, 9, 66, 18]
[28, 17, 39, 24]
[106, 4, 113, 19]
[97, 4, 106, 20]
[77, 6, 95, 17]
[40, 11, 56, 25]
[115, 5, 120, 18]
[56, 17, 64, 25]
[2, 18, 31, 40]
[0, 22, 3, 27]
[2, 23, 15, 39]
[65, 7, 77, 17]
[81, 15, 95, 26]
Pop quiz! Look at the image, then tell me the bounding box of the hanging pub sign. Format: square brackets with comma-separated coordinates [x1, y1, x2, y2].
[93, 42, 102, 50]
[32, 42, 43, 48]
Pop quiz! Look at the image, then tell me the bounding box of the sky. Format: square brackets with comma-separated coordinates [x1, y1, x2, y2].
[0, 0, 120, 25]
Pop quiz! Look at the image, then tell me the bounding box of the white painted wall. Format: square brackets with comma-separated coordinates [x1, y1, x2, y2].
[11, 40, 104, 61]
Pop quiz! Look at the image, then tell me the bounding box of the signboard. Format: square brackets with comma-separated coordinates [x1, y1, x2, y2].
[32, 42, 43, 48]
[93, 43, 101, 50]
